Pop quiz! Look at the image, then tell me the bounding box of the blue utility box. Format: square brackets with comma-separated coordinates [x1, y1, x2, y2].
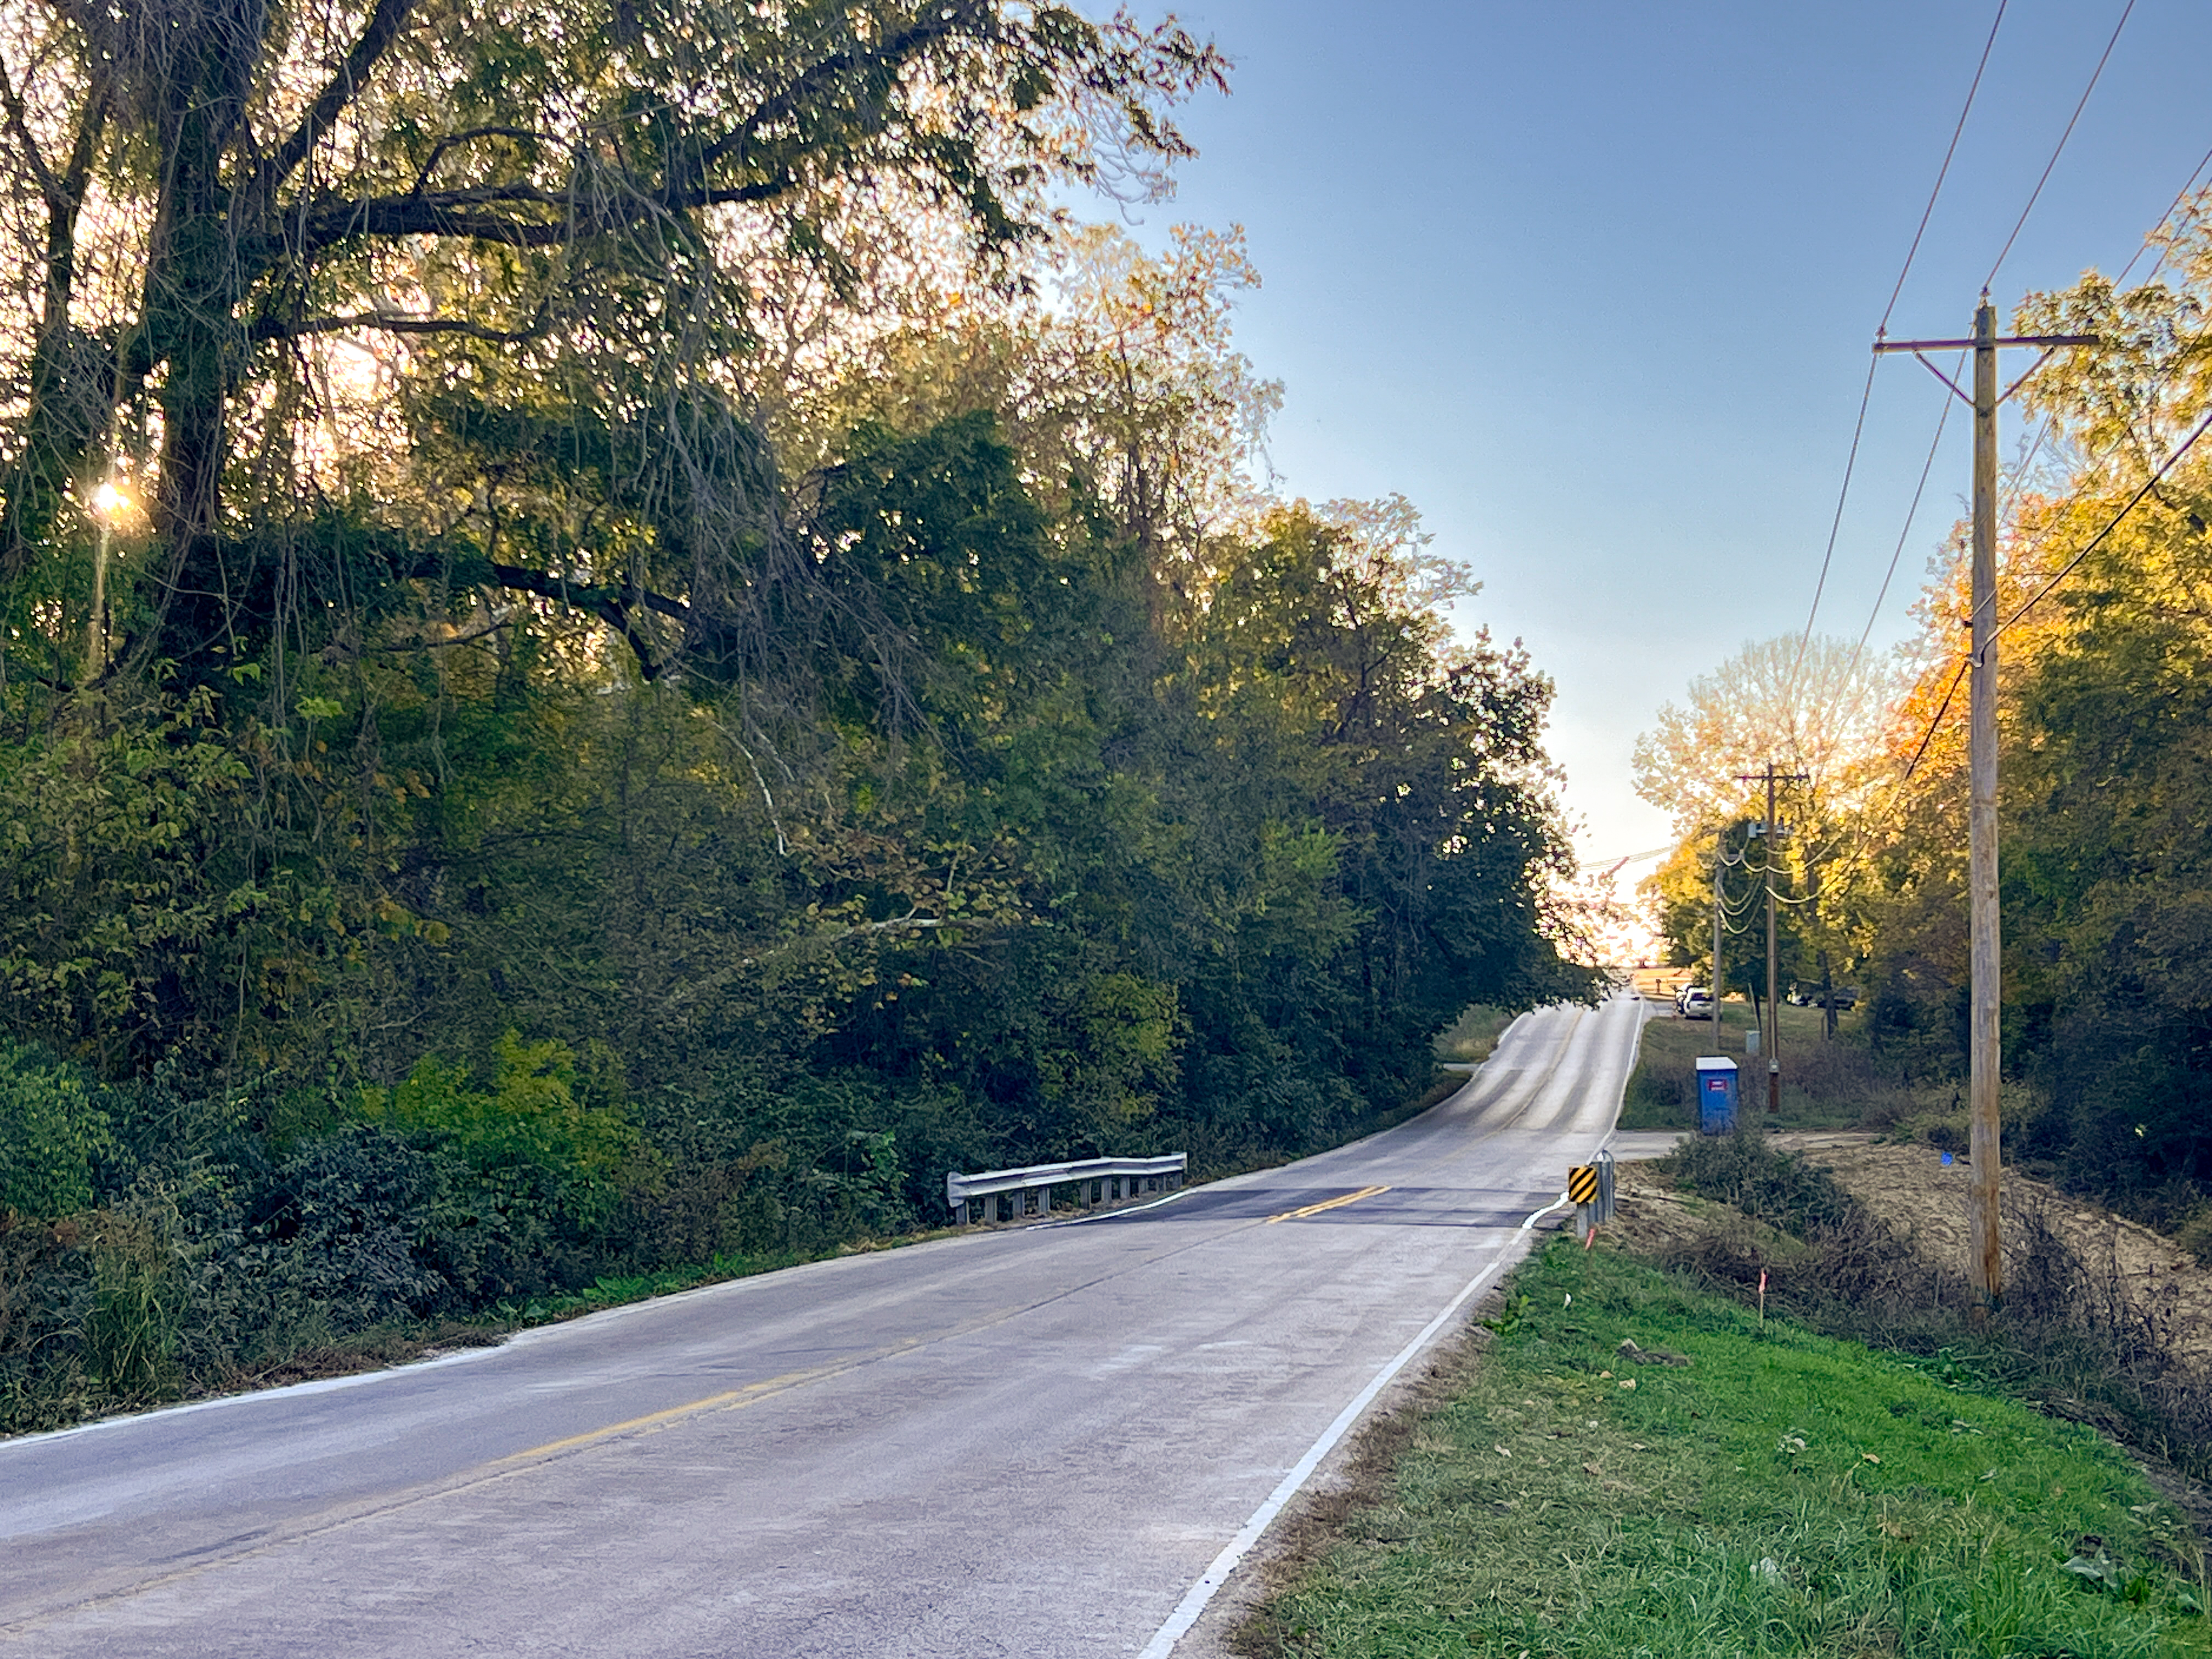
[1695, 1056, 1740, 1135]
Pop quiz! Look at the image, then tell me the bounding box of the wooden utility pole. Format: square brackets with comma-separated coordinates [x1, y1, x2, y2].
[1739, 764, 1807, 1115]
[1876, 298, 2092, 1314]
[1711, 830, 1725, 1042]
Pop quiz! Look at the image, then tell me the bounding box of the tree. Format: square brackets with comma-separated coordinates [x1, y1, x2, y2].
[0, 0, 1226, 685]
[1632, 633, 1894, 832]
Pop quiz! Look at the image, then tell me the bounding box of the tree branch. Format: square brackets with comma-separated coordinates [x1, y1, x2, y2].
[0, 62, 57, 204]
[256, 0, 417, 200]
[289, 174, 791, 255]
[488, 560, 686, 678]
[695, 2, 974, 174]
[248, 304, 553, 346]
[406, 125, 552, 197]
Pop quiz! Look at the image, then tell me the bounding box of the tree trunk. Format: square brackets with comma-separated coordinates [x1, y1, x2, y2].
[136, 0, 264, 668]
[1, 89, 111, 586]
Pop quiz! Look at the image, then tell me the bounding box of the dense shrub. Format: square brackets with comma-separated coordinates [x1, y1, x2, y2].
[0, 1040, 111, 1218]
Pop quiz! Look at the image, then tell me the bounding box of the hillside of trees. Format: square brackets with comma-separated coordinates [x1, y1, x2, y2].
[0, 1, 1596, 1427]
[1638, 201, 2212, 1252]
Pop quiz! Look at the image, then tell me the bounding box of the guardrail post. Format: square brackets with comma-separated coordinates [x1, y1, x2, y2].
[1567, 1162, 1600, 1242]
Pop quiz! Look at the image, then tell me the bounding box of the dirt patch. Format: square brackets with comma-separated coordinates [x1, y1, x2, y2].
[1604, 1173, 1719, 1256]
[1606, 1141, 2212, 1379]
[1800, 1144, 2212, 1378]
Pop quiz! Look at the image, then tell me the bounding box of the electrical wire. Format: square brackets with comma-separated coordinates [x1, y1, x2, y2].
[1987, 404, 2212, 651]
[1999, 141, 2212, 518]
[1843, 121, 2211, 802]
[1817, 362, 1961, 747]
[1786, 0, 2010, 697]
[1883, 0, 2010, 336]
[1815, 4, 2153, 812]
[1679, 8, 2159, 935]
[1984, 0, 2138, 292]
[1888, 388, 2212, 791]
[1898, 657, 1968, 784]
[1838, 144, 2212, 742]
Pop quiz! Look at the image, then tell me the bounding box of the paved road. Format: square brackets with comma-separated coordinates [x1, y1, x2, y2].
[1, 992, 1649, 1657]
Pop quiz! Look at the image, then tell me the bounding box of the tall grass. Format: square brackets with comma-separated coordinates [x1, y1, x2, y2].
[1434, 1005, 1514, 1063]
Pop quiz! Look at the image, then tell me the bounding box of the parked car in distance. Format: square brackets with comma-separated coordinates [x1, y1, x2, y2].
[1794, 985, 1861, 1011]
[1680, 986, 1715, 1020]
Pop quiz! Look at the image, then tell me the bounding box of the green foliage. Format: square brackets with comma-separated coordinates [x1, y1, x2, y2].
[0, 72, 1598, 1429]
[84, 1209, 183, 1398]
[1655, 1126, 1859, 1238]
[0, 691, 261, 1064]
[359, 1035, 641, 1215]
[0, 1039, 110, 1217]
[1434, 1004, 1512, 1063]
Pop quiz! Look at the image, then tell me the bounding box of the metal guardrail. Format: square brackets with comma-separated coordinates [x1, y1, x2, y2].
[1568, 1149, 1618, 1241]
[947, 1154, 1187, 1225]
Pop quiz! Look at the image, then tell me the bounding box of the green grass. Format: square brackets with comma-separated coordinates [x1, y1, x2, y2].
[1242, 1242, 2210, 1658]
[1621, 999, 1901, 1133]
[1437, 1005, 1516, 1063]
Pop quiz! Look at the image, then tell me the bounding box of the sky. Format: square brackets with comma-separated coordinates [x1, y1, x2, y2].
[1101, 0, 2212, 896]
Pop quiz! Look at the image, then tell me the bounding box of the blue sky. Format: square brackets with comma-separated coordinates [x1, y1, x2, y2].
[1109, 0, 2212, 874]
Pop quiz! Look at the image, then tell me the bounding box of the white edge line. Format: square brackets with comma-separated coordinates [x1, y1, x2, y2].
[1035, 1187, 1190, 1228]
[1136, 1192, 1567, 1659]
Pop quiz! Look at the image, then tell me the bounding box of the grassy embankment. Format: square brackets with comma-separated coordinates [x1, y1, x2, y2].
[1620, 997, 1911, 1133]
[1239, 1237, 2210, 1658]
[1436, 1005, 1516, 1066]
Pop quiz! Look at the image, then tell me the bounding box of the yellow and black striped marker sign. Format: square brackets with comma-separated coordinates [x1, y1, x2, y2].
[1567, 1164, 1600, 1205]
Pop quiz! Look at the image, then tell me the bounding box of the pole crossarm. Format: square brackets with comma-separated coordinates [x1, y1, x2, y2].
[1875, 335, 2095, 408]
[1873, 334, 2095, 351]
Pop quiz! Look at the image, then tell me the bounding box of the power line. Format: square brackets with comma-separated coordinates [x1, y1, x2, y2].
[1984, 0, 2137, 292]
[1812, 4, 2150, 743]
[1892, 403, 2212, 782]
[1787, 0, 2010, 695]
[1987, 403, 2212, 650]
[1842, 144, 2212, 732]
[2001, 142, 2212, 518]
[1884, 0, 2010, 334]
[1822, 363, 1961, 738]
[1900, 656, 1970, 783]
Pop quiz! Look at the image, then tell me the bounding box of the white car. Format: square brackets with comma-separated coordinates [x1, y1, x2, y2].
[1680, 987, 1715, 1020]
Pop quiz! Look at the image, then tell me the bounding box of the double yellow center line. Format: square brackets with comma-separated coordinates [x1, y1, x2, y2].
[1263, 1184, 1390, 1224]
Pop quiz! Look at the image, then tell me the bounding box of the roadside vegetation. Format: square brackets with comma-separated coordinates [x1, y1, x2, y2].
[0, 3, 1599, 1435]
[1239, 1225, 2211, 1658]
[1633, 194, 2212, 1259]
[1621, 1000, 1916, 1134]
[1435, 1005, 1516, 1065]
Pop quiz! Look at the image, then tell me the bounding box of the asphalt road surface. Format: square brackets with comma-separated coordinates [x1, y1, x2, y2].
[1, 991, 1650, 1656]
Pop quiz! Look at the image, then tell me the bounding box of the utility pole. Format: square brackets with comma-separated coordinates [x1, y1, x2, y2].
[1876, 298, 2092, 1316]
[1739, 764, 1807, 1115]
[1711, 827, 1725, 1046]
